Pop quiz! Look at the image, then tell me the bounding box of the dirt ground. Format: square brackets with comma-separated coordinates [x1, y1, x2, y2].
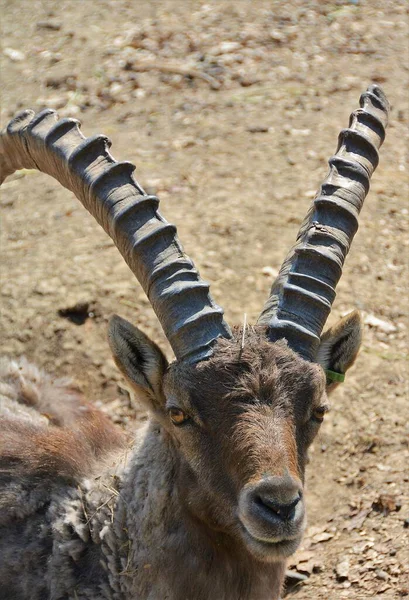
[1, 1, 408, 598]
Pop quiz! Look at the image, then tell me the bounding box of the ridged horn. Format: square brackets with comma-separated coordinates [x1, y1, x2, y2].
[257, 85, 389, 361]
[0, 109, 232, 362]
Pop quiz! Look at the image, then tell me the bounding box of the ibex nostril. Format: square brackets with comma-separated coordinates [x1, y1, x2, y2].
[257, 494, 301, 521]
[246, 475, 304, 524]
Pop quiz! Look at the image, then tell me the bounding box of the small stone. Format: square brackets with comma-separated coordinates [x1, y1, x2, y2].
[36, 20, 62, 30]
[3, 47, 25, 62]
[376, 569, 389, 581]
[292, 550, 315, 564]
[261, 266, 279, 278]
[364, 313, 397, 333]
[34, 280, 57, 296]
[345, 507, 371, 531]
[296, 560, 315, 575]
[247, 125, 270, 133]
[218, 41, 242, 53]
[269, 29, 286, 43]
[335, 558, 350, 581]
[290, 128, 311, 137]
[312, 531, 334, 543]
[239, 76, 260, 87]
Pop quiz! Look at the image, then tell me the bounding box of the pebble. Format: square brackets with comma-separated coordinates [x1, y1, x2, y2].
[215, 41, 242, 54]
[312, 531, 334, 543]
[261, 266, 279, 278]
[247, 125, 270, 133]
[335, 558, 350, 581]
[269, 29, 286, 43]
[375, 569, 389, 581]
[3, 47, 25, 62]
[36, 20, 62, 30]
[364, 313, 397, 333]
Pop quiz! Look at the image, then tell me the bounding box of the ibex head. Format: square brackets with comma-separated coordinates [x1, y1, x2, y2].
[0, 85, 389, 561]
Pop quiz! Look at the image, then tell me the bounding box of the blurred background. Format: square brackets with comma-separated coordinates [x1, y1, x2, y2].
[1, 1, 408, 597]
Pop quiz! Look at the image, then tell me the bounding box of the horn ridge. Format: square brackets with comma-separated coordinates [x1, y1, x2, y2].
[258, 85, 389, 360]
[0, 109, 232, 362]
[44, 118, 81, 145]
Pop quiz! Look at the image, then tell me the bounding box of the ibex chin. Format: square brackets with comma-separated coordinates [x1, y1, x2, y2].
[0, 85, 389, 600]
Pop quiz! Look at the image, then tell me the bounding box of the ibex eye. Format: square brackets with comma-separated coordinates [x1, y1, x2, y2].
[168, 408, 190, 426]
[311, 406, 327, 423]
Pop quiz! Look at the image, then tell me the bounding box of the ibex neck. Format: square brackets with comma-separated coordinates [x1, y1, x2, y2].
[116, 421, 285, 600]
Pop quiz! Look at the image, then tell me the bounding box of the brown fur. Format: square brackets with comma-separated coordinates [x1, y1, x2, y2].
[0, 315, 361, 600]
[0, 358, 126, 482]
[157, 328, 325, 561]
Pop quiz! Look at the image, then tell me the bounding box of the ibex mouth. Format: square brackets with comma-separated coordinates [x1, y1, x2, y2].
[239, 524, 303, 561]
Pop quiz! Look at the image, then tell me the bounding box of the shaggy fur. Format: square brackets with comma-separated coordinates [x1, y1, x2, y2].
[0, 350, 287, 600]
[0, 321, 359, 599]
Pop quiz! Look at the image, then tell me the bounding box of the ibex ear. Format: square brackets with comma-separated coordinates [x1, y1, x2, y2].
[108, 315, 168, 412]
[316, 310, 363, 393]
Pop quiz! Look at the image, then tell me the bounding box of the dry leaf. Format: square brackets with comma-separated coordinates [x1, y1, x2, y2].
[312, 531, 334, 543]
[372, 494, 401, 515]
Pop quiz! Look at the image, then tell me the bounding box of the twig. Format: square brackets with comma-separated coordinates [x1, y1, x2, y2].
[85, 493, 117, 526]
[119, 299, 140, 309]
[129, 60, 221, 89]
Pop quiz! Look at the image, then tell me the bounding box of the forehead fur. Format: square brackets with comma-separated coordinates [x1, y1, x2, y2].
[167, 326, 325, 405]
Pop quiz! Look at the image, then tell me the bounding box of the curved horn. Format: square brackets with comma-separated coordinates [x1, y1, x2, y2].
[0, 109, 232, 362]
[257, 85, 389, 361]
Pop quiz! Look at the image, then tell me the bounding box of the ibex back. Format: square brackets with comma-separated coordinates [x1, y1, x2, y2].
[0, 85, 389, 599]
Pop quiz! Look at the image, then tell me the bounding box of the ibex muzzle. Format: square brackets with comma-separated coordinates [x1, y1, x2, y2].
[240, 476, 304, 554]
[0, 85, 389, 599]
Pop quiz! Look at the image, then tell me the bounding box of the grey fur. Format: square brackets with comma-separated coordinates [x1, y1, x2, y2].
[0, 357, 284, 600]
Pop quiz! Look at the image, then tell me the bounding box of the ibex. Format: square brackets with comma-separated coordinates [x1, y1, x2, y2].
[0, 85, 389, 600]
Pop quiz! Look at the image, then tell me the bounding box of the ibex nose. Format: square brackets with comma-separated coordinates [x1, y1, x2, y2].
[239, 475, 304, 541]
[256, 489, 301, 521]
[250, 476, 302, 522]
